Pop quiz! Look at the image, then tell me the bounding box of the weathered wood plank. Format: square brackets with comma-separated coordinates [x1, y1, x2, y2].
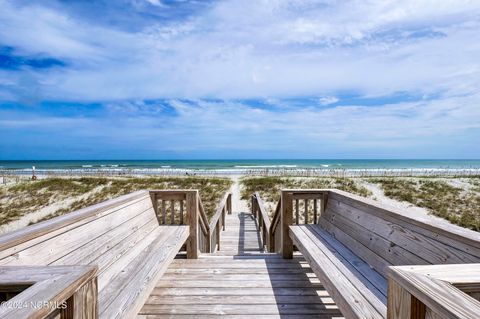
[100, 226, 189, 319]
[137, 315, 343, 319]
[387, 277, 415, 319]
[160, 273, 317, 281]
[156, 280, 322, 288]
[53, 210, 156, 266]
[320, 208, 427, 271]
[185, 192, 198, 259]
[281, 191, 294, 259]
[318, 216, 392, 276]
[139, 304, 341, 315]
[307, 225, 388, 297]
[0, 200, 154, 266]
[389, 266, 480, 319]
[149, 287, 330, 296]
[327, 198, 478, 264]
[289, 226, 385, 319]
[0, 191, 150, 260]
[329, 190, 480, 259]
[296, 225, 387, 314]
[0, 266, 97, 319]
[62, 277, 98, 319]
[144, 295, 335, 305]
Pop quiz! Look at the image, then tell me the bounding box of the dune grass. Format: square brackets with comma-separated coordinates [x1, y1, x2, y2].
[240, 176, 479, 231]
[0, 176, 232, 227]
[240, 176, 372, 217]
[369, 178, 480, 231]
[0, 178, 107, 225]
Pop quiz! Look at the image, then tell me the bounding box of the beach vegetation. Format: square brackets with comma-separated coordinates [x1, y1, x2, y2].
[369, 178, 480, 231]
[0, 176, 231, 228]
[240, 176, 372, 216]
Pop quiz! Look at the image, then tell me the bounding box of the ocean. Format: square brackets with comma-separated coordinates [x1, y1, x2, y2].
[1, 159, 480, 177]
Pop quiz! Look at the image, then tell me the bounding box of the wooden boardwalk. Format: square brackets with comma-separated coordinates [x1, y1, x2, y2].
[138, 207, 343, 318]
[1, 187, 478, 318]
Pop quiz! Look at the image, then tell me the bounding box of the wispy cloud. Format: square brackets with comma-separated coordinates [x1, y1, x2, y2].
[1, 0, 480, 100]
[318, 96, 339, 106]
[2, 93, 479, 158]
[0, 0, 479, 158]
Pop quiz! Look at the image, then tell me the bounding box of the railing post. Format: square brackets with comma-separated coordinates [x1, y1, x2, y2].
[321, 192, 327, 217]
[216, 220, 221, 251]
[387, 278, 425, 319]
[228, 193, 232, 214]
[251, 195, 255, 218]
[281, 190, 293, 259]
[222, 206, 226, 231]
[150, 192, 160, 224]
[186, 190, 199, 259]
[61, 277, 98, 319]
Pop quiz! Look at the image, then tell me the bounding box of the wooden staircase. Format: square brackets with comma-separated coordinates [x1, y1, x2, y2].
[137, 209, 342, 318]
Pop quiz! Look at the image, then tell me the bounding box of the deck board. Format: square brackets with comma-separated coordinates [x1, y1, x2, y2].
[138, 210, 344, 318]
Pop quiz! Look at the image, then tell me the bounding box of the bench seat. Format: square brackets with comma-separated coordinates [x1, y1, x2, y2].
[279, 190, 480, 318]
[290, 224, 387, 319]
[0, 191, 190, 319]
[99, 225, 188, 319]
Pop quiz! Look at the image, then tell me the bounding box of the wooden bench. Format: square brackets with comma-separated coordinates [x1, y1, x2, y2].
[0, 190, 189, 318]
[279, 189, 480, 319]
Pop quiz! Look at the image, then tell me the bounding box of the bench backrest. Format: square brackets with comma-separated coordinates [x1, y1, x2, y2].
[319, 190, 480, 276]
[0, 190, 159, 284]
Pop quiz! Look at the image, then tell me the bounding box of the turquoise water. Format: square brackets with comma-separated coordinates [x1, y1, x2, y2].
[1, 159, 479, 171]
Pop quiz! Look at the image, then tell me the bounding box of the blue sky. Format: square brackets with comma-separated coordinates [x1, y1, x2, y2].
[0, 0, 479, 159]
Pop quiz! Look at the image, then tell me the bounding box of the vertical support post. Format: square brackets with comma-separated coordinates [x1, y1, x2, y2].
[216, 220, 221, 251]
[150, 192, 160, 224]
[269, 225, 275, 253]
[295, 199, 299, 225]
[387, 278, 426, 319]
[61, 277, 98, 319]
[161, 200, 166, 225]
[281, 191, 293, 259]
[321, 192, 327, 217]
[186, 191, 199, 259]
[304, 199, 309, 224]
[228, 193, 232, 214]
[179, 200, 184, 225]
[222, 206, 226, 231]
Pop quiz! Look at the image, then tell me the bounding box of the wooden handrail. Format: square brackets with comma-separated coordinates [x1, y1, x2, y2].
[251, 192, 271, 252]
[198, 196, 209, 233]
[149, 190, 231, 256]
[269, 200, 281, 252]
[197, 196, 210, 250]
[253, 192, 271, 230]
[279, 189, 330, 258]
[388, 264, 480, 319]
[209, 192, 232, 253]
[0, 265, 97, 318]
[270, 200, 281, 232]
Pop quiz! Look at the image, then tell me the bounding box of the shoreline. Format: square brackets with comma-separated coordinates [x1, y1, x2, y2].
[2, 167, 480, 178]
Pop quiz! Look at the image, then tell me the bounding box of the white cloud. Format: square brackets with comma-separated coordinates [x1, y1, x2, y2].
[0, 0, 479, 157]
[318, 96, 338, 105]
[0, 0, 479, 101]
[3, 92, 479, 157]
[145, 0, 164, 6]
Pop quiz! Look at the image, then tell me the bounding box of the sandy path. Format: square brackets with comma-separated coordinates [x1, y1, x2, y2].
[229, 175, 249, 213]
